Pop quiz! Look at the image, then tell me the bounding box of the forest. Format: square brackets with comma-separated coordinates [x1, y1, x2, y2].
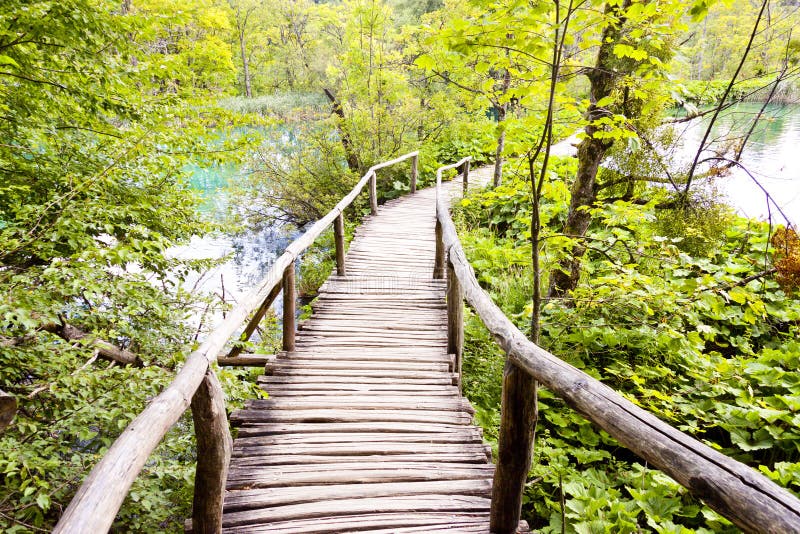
[1, 0, 799, 531]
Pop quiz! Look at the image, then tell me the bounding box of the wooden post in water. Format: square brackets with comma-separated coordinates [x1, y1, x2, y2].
[490, 365, 538, 533]
[462, 160, 471, 196]
[410, 153, 419, 193]
[334, 213, 346, 276]
[446, 258, 464, 393]
[191, 368, 232, 534]
[434, 220, 445, 279]
[282, 261, 296, 352]
[369, 171, 378, 215]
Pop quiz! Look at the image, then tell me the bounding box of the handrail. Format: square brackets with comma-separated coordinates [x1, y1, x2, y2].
[434, 162, 800, 533]
[54, 151, 420, 534]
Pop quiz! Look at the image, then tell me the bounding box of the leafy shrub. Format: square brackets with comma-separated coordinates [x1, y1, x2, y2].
[455, 163, 800, 531]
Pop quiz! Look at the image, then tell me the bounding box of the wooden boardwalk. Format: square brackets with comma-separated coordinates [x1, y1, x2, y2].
[223, 171, 506, 532]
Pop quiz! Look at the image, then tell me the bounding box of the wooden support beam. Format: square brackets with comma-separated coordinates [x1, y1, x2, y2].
[191, 368, 232, 534]
[434, 220, 445, 280]
[334, 213, 346, 277]
[490, 365, 537, 533]
[462, 160, 471, 196]
[227, 284, 282, 359]
[282, 261, 296, 352]
[446, 259, 464, 393]
[217, 355, 275, 367]
[369, 171, 378, 215]
[0, 389, 16, 434]
[410, 154, 419, 194]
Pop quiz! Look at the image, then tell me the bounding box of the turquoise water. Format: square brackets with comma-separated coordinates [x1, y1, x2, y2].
[186, 163, 237, 213]
[674, 103, 800, 226]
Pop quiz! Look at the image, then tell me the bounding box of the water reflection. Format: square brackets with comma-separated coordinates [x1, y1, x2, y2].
[178, 162, 293, 331]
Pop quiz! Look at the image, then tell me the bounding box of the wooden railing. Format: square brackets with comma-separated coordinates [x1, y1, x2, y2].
[434, 161, 800, 534]
[53, 151, 419, 534]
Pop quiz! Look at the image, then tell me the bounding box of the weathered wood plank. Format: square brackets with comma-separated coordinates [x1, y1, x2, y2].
[225, 462, 494, 490]
[230, 442, 489, 460]
[232, 421, 479, 435]
[230, 408, 472, 425]
[256, 375, 456, 386]
[233, 430, 482, 445]
[228, 451, 490, 468]
[221, 512, 489, 534]
[242, 397, 473, 413]
[224, 479, 492, 511]
[222, 494, 491, 528]
[217, 354, 275, 367]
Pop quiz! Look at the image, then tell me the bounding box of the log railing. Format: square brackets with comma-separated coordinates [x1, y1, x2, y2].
[434, 162, 800, 534]
[53, 151, 419, 534]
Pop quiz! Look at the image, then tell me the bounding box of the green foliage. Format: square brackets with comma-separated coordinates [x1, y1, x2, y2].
[0, 0, 258, 530]
[455, 160, 800, 531]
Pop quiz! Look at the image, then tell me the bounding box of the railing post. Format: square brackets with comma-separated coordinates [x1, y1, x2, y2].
[434, 219, 445, 279]
[490, 366, 538, 533]
[282, 260, 296, 352]
[410, 153, 419, 194]
[369, 171, 379, 215]
[446, 258, 464, 394]
[334, 213, 346, 276]
[462, 159, 470, 196]
[191, 367, 232, 534]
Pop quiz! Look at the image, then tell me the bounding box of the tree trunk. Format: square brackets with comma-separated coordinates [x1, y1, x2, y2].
[0, 389, 16, 434]
[493, 103, 507, 187]
[239, 30, 252, 98]
[547, 0, 628, 298]
[324, 88, 360, 173]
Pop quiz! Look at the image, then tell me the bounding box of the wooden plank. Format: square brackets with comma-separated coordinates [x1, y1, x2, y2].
[266, 360, 450, 373]
[224, 479, 492, 511]
[256, 375, 456, 386]
[225, 462, 494, 489]
[265, 368, 456, 381]
[233, 430, 482, 445]
[220, 513, 489, 534]
[230, 442, 490, 460]
[229, 451, 489, 468]
[230, 408, 472, 425]
[242, 397, 474, 414]
[221, 494, 491, 528]
[232, 421, 479, 436]
[217, 354, 275, 367]
[257, 387, 459, 397]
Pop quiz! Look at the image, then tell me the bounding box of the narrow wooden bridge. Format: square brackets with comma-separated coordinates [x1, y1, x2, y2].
[221, 168, 506, 532]
[54, 153, 800, 533]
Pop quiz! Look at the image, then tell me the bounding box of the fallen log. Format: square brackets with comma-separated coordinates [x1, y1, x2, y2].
[41, 323, 141, 366]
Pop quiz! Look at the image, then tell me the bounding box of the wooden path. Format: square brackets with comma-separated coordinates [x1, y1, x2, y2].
[222, 169, 512, 532]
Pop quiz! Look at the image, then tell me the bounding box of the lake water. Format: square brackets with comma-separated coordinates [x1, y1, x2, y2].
[174, 163, 293, 331]
[671, 103, 799, 227]
[554, 103, 799, 226]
